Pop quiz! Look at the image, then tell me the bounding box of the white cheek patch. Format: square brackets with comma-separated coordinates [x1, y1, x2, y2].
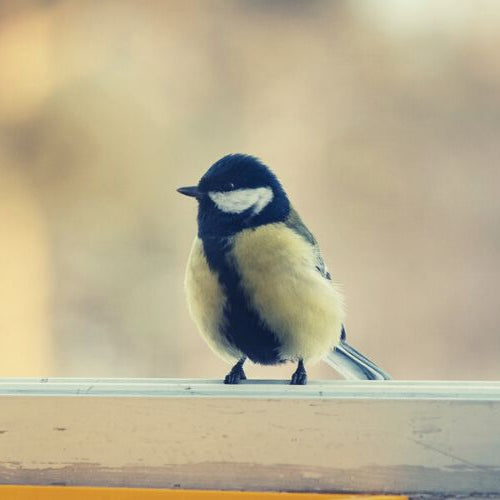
[209, 187, 274, 215]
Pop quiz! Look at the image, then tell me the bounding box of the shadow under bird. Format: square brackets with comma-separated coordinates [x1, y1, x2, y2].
[178, 154, 391, 385]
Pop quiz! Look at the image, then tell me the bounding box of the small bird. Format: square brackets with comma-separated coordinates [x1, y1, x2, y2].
[178, 154, 390, 385]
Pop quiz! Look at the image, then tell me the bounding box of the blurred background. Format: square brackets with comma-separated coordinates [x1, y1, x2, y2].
[0, 0, 499, 380]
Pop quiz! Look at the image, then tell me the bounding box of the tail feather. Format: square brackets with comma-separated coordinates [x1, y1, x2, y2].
[324, 338, 391, 380]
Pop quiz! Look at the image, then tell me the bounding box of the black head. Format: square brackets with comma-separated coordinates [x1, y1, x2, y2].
[177, 154, 290, 238]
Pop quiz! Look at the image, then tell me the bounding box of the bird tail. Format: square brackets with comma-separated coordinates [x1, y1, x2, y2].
[324, 330, 391, 380]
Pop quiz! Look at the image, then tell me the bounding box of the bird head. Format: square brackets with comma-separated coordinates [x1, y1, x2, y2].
[178, 154, 290, 237]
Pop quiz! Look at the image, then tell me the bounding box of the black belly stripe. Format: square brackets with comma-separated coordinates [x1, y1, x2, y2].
[201, 235, 283, 365]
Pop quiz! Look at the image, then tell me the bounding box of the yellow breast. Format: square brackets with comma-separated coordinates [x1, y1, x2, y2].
[231, 224, 345, 363]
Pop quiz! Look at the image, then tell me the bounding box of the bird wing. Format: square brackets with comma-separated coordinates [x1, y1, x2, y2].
[284, 207, 331, 280]
[281, 210, 390, 378]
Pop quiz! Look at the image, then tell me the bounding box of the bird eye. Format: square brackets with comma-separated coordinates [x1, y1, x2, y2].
[224, 182, 236, 191]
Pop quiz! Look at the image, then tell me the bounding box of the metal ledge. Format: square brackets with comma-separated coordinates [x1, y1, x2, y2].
[1, 379, 500, 495]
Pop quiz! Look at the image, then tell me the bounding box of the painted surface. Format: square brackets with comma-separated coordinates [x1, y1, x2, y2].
[0, 379, 499, 494]
[0, 486, 405, 500]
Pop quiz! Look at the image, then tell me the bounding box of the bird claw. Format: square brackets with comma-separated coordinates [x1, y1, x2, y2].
[290, 371, 307, 385]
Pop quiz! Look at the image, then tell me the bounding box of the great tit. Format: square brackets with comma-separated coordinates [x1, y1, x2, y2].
[178, 154, 391, 385]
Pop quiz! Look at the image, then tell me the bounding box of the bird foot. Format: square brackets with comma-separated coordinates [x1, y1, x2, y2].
[224, 360, 247, 384]
[290, 360, 307, 385]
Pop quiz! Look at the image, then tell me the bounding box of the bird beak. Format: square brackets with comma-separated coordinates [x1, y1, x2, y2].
[177, 186, 201, 199]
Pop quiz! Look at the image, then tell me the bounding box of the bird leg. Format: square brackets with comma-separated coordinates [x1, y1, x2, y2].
[290, 359, 307, 385]
[224, 357, 247, 384]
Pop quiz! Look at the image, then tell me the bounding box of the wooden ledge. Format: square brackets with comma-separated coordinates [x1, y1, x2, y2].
[1, 379, 499, 496]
